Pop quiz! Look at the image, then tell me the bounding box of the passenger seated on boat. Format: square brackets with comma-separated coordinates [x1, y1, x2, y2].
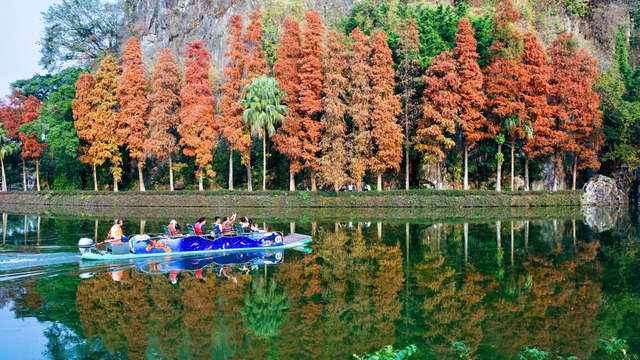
[213, 216, 223, 235]
[194, 217, 207, 236]
[239, 217, 251, 232]
[221, 213, 237, 235]
[248, 218, 260, 232]
[108, 220, 129, 243]
[168, 220, 181, 236]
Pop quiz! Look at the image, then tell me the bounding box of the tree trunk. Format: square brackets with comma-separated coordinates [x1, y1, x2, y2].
[93, 164, 98, 191]
[405, 110, 410, 190]
[1, 155, 7, 191]
[572, 154, 577, 190]
[22, 159, 26, 192]
[553, 156, 559, 191]
[464, 143, 469, 190]
[198, 169, 203, 191]
[36, 159, 40, 191]
[169, 156, 174, 191]
[334, 181, 339, 192]
[138, 164, 145, 191]
[263, 135, 266, 191]
[289, 168, 295, 191]
[524, 157, 529, 191]
[377, 173, 382, 192]
[246, 162, 253, 192]
[496, 143, 502, 192]
[525, 219, 529, 251]
[496, 220, 502, 267]
[229, 148, 234, 190]
[510, 141, 515, 191]
[113, 177, 118, 192]
[311, 169, 317, 191]
[437, 162, 443, 190]
[510, 221, 514, 266]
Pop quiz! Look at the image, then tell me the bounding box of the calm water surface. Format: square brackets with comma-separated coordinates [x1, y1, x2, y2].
[0, 206, 638, 359]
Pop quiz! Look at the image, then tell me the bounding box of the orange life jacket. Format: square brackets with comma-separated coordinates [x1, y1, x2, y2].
[108, 224, 123, 242]
[169, 223, 180, 236]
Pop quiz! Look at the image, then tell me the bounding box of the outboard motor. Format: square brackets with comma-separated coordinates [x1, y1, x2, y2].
[78, 238, 94, 254]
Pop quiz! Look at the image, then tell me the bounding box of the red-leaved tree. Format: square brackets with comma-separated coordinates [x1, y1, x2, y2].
[417, 51, 460, 189]
[521, 33, 554, 190]
[219, 14, 251, 190]
[146, 48, 181, 191]
[18, 95, 45, 191]
[116, 37, 149, 191]
[548, 32, 602, 190]
[369, 30, 403, 191]
[178, 42, 218, 191]
[297, 10, 324, 191]
[273, 18, 303, 191]
[453, 16, 487, 190]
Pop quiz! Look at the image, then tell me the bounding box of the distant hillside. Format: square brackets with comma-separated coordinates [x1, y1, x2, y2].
[122, 0, 639, 71]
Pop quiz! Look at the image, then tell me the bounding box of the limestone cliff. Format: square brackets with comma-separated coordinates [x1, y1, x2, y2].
[123, 0, 356, 72]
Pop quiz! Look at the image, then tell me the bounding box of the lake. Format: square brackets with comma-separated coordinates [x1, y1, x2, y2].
[0, 206, 638, 359]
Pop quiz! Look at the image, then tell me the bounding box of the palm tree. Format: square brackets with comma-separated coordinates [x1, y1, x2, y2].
[240, 75, 288, 191]
[0, 124, 18, 192]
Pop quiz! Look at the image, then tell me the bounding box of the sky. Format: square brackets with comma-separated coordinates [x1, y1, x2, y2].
[0, 0, 60, 99]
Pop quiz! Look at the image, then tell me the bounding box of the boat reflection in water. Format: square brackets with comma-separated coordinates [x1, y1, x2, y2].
[132, 249, 285, 284]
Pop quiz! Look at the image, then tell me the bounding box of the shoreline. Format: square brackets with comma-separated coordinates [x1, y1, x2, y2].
[0, 189, 584, 209]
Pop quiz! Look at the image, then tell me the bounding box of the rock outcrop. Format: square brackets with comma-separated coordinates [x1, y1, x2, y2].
[123, 0, 356, 71]
[582, 175, 628, 205]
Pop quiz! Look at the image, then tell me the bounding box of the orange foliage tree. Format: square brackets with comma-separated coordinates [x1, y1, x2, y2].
[243, 9, 271, 190]
[73, 57, 123, 191]
[116, 37, 149, 191]
[273, 18, 303, 191]
[178, 42, 218, 191]
[453, 16, 487, 190]
[369, 30, 403, 191]
[297, 11, 324, 191]
[548, 32, 602, 190]
[417, 51, 460, 189]
[484, 1, 525, 192]
[219, 14, 251, 190]
[319, 31, 350, 191]
[347, 28, 373, 191]
[146, 49, 181, 191]
[18, 95, 45, 191]
[521, 33, 554, 191]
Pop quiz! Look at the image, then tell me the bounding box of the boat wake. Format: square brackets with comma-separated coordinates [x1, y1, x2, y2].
[0, 253, 80, 273]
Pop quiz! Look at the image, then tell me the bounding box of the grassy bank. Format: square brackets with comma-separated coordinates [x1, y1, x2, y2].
[0, 189, 583, 209]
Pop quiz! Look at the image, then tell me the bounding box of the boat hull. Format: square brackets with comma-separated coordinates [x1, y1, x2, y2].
[81, 232, 312, 261]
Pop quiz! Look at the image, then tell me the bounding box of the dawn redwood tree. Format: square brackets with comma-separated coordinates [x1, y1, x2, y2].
[369, 30, 403, 191]
[0, 124, 18, 191]
[484, 1, 525, 192]
[297, 10, 324, 191]
[417, 51, 460, 189]
[521, 33, 554, 191]
[245, 9, 270, 80]
[273, 18, 303, 191]
[319, 31, 350, 191]
[73, 57, 123, 191]
[396, 19, 423, 190]
[17, 95, 45, 191]
[219, 14, 251, 191]
[453, 16, 487, 190]
[146, 49, 181, 191]
[347, 27, 373, 191]
[73, 72, 100, 190]
[240, 75, 288, 191]
[0, 96, 23, 191]
[116, 37, 149, 191]
[548, 32, 602, 190]
[178, 42, 218, 191]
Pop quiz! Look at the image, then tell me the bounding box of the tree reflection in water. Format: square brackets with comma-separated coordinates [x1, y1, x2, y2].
[1, 216, 639, 359]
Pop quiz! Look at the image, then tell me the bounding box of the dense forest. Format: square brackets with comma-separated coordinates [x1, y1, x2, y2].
[0, 0, 638, 192]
